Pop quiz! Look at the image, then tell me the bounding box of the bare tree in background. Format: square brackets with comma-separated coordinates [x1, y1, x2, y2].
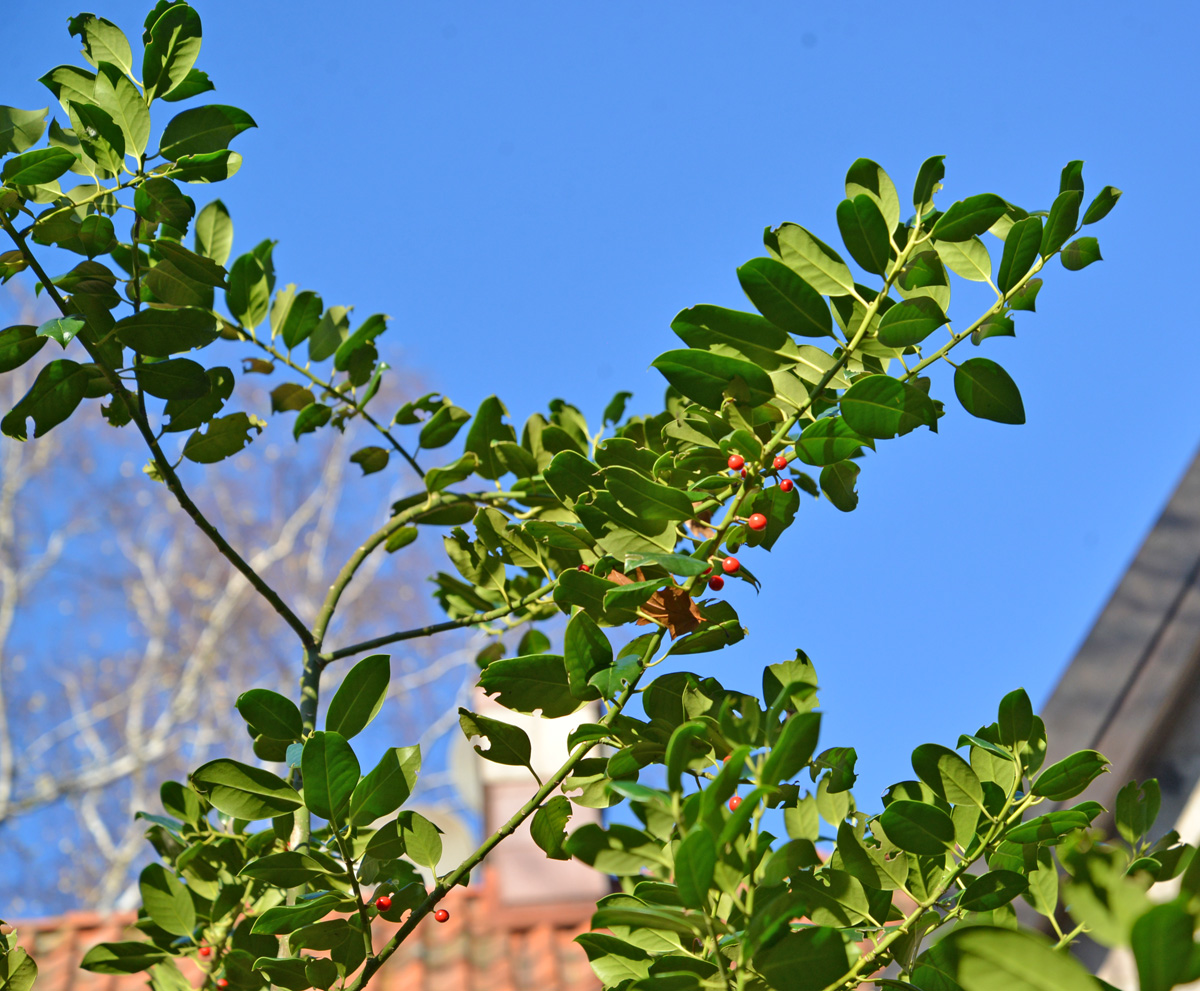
[0, 289, 477, 915]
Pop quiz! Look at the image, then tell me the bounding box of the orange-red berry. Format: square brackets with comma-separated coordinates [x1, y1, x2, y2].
[708, 575, 724, 591]
[780, 478, 794, 493]
[740, 468, 747, 478]
[721, 557, 740, 575]
[773, 454, 788, 470]
[375, 895, 392, 912]
[727, 454, 745, 471]
[198, 946, 211, 958]
[434, 908, 450, 923]
[729, 796, 742, 812]
[578, 564, 590, 572]
[217, 980, 229, 989]
[747, 513, 767, 531]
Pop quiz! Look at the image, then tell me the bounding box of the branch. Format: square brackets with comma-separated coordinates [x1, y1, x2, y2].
[0, 213, 316, 649]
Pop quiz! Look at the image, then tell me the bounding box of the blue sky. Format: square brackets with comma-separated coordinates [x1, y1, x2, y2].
[5, 1, 1200, 818]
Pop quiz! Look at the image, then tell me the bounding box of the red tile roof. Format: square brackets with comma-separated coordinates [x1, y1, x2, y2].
[11, 868, 601, 991]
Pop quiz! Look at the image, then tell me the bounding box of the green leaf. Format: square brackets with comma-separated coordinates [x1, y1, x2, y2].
[931, 194, 1009, 242]
[1132, 902, 1193, 991]
[139, 863, 195, 936]
[250, 894, 342, 936]
[190, 758, 302, 819]
[276, 288, 323, 349]
[736, 257, 833, 338]
[160, 104, 257, 159]
[301, 731, 360, 824]
[143, 259, 212, 307]
[182, 412, 264, 464]
[531, 795, 573, 860]
[623, 552, 708, 577]
[227, 252, 269, 329]
[80, 942, 168, 975]
[194, 199, 233, 265]
[1, 147, 77, 186]
[544, 449, 601, 504]
[325, 653, 390, 739]
[160, 67, 214, 102]
[143, 3, 203, 103]
[395, 809, 443, 869]
[912, 155, 946, 212]
[67, 101, 124, 174]
[239, 851, 328, 887]
[1, 359, 89, 440]
[1005, 809, 1092, 844]
[134, 177, 195, 229]
[651, 348, 774, 410]
[114, 306, 217, 357]
[35, 316, 85, 347]
[998, 688, 1034, 746]
[0, 325, 48, 373]
[771, 223, 856, 296]
[923, 926, 1100, 991]
[755, 927, 851, 991]
[236, 688, 303, 741]
[463, 394, 517, 479]
[38, 64, 96, 114]
[761, 712, 821, 786]
[820, 461, 859, 513]
[1061, 237, 1102, 271]
[349, 745, 421, 826]
[674, 830, 716, 909]
[667, 599, 746, 655]
[936, 236, 993, 284]
[959, 870, 1028, 912]
[604, 465, 696, 522]
[564, 611, 610, 701]
[876, 296, 948, 347]
[954, 358, 1025, 425]
[996, 217, 1044, 294]
[1115, 779, 1161, 847]
[293, 402, 331, 440]
[419, 404, 471, 448]
[350, 446, 389, 476]
[840, 374, 939, 439]
[1041, 189, 1083, 256]
[1031, 750, 1109, 801]
[1083, 186, 1122, 225]
[790, 869, 872, 927]
[479, 653, 582, 718]
[0, 106, 47, 156]
[134, 357, 211, 399]
[879, 800, 955, 855]
[836, 195, 891, 276]
[170, 149, 242, 184]
[576, 933, 652, 986]
[68, 13, 133, 74]
[163, 364, 233, 432]
[795, 416, 871, 467]
[671, 304, 791, 369]
[458, 709, 534, 773]
[846, 157, 901, 229]
[912, 743, 984, 809]
[333, 312, 387, 371]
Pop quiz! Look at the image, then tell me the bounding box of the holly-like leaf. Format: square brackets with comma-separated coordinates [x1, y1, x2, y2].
[840, 374, 939, 439]
[190, 758, 302, 819]
[458, 709, 535, 774]
[651, 348, 774, 410]
[479, 653, 581, 718]
[80, 942, 168, 975]
[736, 257, 833, 338]
[0, 106, 47, 156]
[1, 147, 77, 186]
[931, 193, 1008, 242]
[143, 3, 203, 103]
[114, 306, 218, 357]
[135, 357, 211, 399]
[182, 412, 264, 464]
[954, 358, 1025, 425]
[160, 104, 257, 159]
[876, 296, 947, 348]
[1, 359, 89, 440]
[531, 795, 573, 860]
[770, 223, 856, 296]
[301, 730, 360, 824]
[349, 745, 421, 826]
[325, 653, 390, 739]
[194, 199, 233, 266]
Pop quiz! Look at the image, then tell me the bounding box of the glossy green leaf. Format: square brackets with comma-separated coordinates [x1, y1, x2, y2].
[1, 359, 89, 440]
[837, 195, 891, 275]
[143, 3, 203, 102]
[605, 465, 696, 522]
[301, 731, 360, 824]
[35, 316, 85, 348]
[996, 217, 1043, 294]
[239, 851, 328, 887]
[236, 688, 302, 741]
[134, 357, 211, 399]
[820, 461, 859, 513]
[1083, 186, 1122, 225]
[563, 611, 610, 700]
[396, 809, 443, 869]
[959, 870, 1028, 912]
[227, 252, 269, 329]
[651, 348, 774, 410]
[169, 148, 242, 184]
[325, 653, 390, 739]
[160, 67, 214, 102]
[114, 306, 217, 357]
[458, 708, 534, 773]
[182, 412, 264, 463]
[576, 933, 653, 986]
[479, 653, 581, 718]
[1040, 190, 1083, 258]
[1061, 237, 1102, 271]
[0, 106, 47, 156]
[194, 199, 233, 266]
[274, 288, 322, 349]
[998, 688, 1034, 746]
[879, 800, 955, 855]
[1115, 779, 1161, 847]
[931, 194, 1008, 242]
[736, 256, 833, 338]
[463, 394, 517, 479]
[755, 926, 851, 991]
[841, 374, 939, 439]
[935, 236, 991, 283]
[667, 599, 745, 655]
[912, 743, 985, 808]
[68, 13, 132, 73]
[80, 942, 168, 975]
[1005, 809, 1092, 844]
[349, 745, 420, 826]
[1131, 902, 1193, 991]
[771, 223, 856, 296]
[161, 104, 257, 159]
[333, 312, 386, 371]
[623, 552, 708, 576]
[67, 100, 124, 173]
[419, 404, 471, 449]
[250, 894, 342, 935]
[923, 926, 1099, 991]
[531, 794, 572, 860]
[350, 446, 389, 475]
[876, 296, 948, 347]
[138, 863, 194, 936]
[912, 155, 946, 212]
[670, 303, 790, 369]
[0, 326, 48, 373]
[954, 358, 1025, 425]
[846, 157, 901, 229]
[93, 68, 149, 159]
[2, 147, 77, 186]
[38, 64, 96, 114]
[1031, 750, 1109, 801]
[190, 758, 302, 819]
[674, 830, 716, 909]
[163, 365, 233, 432]
[135, 177, 195, 229]
[761, 712, 821, 785]
[544, 449, 601, 504]
[293, 402, 331, 440]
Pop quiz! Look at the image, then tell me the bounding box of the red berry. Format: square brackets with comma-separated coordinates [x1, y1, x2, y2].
[779, 478, 794, 493]
[773, 454, 788, 470]
[375, 895, 392, 912]
[722, 755, 731, 764]
[721, 557, 740, 575]
[434, 908, 450, 923]
[198, 946, 212, 958]
[578, 564, 590, 572]
[217, 980, 229, 989]
[708, 575, 724, 591]
[727, 454, 745, 471]
[747, 513, 767, 531]
[728, 796, 742, 812]
[740, 468, 747, 478]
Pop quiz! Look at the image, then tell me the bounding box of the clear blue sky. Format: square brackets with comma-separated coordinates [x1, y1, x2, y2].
[6, 2, 1200, 813]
